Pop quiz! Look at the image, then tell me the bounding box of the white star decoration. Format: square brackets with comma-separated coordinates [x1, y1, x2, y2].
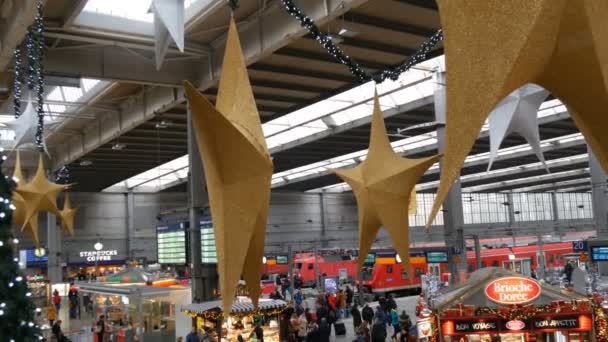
[487, 84, 550, 172]
[3, 99, 53, 154]
[150, 0, 185, 70]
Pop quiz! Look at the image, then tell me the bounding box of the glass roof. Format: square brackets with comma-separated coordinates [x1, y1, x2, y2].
[77, 0, 209, 34]
[105, 56, 444, 193]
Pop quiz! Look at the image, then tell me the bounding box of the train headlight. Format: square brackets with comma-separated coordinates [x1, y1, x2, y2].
[396, 254, 402, 263]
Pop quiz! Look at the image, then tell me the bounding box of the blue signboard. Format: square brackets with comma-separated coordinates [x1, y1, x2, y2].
[591, 246, 608, 261]
[324, 277, 337, 294]
[572, 240, 588, 252]
[26, 249, 48, 263]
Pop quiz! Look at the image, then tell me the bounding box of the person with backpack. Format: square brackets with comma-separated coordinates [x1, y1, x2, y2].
[362, 304, 374, 325]
[390, 307, 401, 340]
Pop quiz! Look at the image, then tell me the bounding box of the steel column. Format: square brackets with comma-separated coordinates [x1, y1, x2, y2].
[588, 145, 608, 237]
[434, 69, 466, 282]
[187, 103, 206, 302]
[47, 213, 62, 283]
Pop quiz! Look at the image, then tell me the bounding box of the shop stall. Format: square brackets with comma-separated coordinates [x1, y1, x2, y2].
[181, 298, 287, 342]
[430, 268, 604, 342]
[76, 282, 190, 342]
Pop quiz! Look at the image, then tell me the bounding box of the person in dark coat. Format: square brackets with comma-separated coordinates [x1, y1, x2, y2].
[351, 305, 362, 331]
[254, 323, 265, 342]
[371, 319, 387, 342]
[564, 261, 574, 285]
[362, 304, 374, 325]
[318, 318, 331, 342]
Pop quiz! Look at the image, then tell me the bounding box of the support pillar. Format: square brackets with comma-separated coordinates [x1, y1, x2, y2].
[319, 192, 329, 248]
[434, 69, 466, 282]
[537, 231, 546, 279]
[588, 145, 608, 237]
[187, 103, 207, 302]
[472, 235, 481, 270]
[47, 213, 62, 283]
[126, 191, 135, 262]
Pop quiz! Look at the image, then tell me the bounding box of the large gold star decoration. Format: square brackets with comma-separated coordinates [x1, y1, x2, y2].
[59, 192, 77, 237]
[15, 154, 67, 242]
[182, 17, 273, 313]
[333, 92, 440, 274]
[427, 0, 608, 226]
[11, 151, 41, 246]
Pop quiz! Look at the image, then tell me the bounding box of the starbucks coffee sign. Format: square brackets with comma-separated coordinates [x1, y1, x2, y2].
[79, 250, 118, 262]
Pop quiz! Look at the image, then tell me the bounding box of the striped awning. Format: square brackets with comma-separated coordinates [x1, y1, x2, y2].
[182, 299, 287, 314]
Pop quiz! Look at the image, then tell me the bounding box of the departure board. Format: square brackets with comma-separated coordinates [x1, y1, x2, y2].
[157, 223, 187, 264]
[200, 218, 217, 264]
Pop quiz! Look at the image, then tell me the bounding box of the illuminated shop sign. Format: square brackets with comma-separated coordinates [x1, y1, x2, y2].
[485, 277, 541, 304]
[79, 250, 118, 262]
[442, 320, 499, 335]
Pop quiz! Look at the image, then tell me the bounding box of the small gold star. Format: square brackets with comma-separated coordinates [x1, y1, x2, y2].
[59, 192, 77, 238]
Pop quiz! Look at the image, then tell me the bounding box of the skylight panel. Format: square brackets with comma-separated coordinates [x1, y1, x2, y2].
[47, 88, 63, 102]
[61, 87, 84, 103]
[82, 78, 101, 92]
[83, 0, 154, 23]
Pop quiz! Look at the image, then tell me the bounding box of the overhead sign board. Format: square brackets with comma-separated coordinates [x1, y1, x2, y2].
[485, 277, 541, 305]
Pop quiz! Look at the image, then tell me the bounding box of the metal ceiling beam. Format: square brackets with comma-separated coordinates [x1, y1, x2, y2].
[343, 12, 437, 37]
[48, 0, 386, 171]
[203, 88, 309, 104]
[393, 0, 438, 10]
[330, 36, 417, 56]
[507, 178, 592, 193]
[61, 0, 89, 29]
[462, 168, 590, 193]
[250, 79, 327, 94]
[274, 47, 387, 70]
[249, 63, 354, 83]
[0, 0, 38, 71]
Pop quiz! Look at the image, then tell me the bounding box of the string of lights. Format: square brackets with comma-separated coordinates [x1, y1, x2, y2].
[54, 166, 71, 185]
[12, 48, 22, 118]
[11, 0, 46, 150]
[33, 0, 46, 150]
[279, 0, 443, 84]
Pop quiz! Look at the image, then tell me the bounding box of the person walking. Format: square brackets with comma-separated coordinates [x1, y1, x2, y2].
[47, 303, 57, 327]
[351, 304, 362, 331]
[53, 289, 61, 313]
[307, 319, 320, 342]
[52, 320, 67, 342]
[318, 318, 331, 342]
[390, 307, 401, 340]
[371, 318, 387, 342]
[345, 285, 354, 318]
[297, 309, 307, 342]
[337, 290, 347, 319]
[564, 261, 574, 285]
[357, 320, 371, 342]
[362, 304, 374, 325]
[96, 315, 106, 342]
[186, 327, 199, 342]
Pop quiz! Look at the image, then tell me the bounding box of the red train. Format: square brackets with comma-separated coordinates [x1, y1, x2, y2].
[261, 242, 579, 295]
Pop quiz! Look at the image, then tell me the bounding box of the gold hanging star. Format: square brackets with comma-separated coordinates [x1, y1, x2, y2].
[182, 17, 273, 313]
[15, 154, 66, 237]
[427, 0, 608, 227]
[11, 151, 41, 246]
[333, 92, 440, 274]
[59, 192, 77, 238]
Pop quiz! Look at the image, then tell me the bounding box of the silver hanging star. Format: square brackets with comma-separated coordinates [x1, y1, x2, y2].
[3, 99, 54, 155]
[150, 0, 185, 70]
[487, 84, 550, 172]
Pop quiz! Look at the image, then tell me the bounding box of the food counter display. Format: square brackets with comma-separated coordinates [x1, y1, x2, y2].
[181, 298, 287, 342]
[430, 268, 605, 342]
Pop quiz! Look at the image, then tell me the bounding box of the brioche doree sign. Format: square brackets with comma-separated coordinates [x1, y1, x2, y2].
[485, 277, 541, 304]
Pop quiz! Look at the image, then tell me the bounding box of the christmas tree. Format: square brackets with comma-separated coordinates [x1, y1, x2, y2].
[0, 153, 42, 340]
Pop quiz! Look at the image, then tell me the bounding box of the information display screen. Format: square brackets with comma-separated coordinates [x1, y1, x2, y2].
[157, 223, 187, 264]
[200, 218, 217, 264]
[276, 255, 288, 264]
[591, 246, 608, 261]
[426, 251, 449, 263]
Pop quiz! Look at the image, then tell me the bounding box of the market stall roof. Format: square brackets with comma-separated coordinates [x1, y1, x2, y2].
[182, 299, 287, 315]
[432, 267, 586, 310]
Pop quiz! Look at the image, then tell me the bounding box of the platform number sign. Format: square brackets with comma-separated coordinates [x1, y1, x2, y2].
[572, 241, 588, 252]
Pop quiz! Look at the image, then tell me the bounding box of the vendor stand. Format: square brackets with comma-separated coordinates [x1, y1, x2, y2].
[430, 268, 605, 342]
[76, 282, 190, 342]
[181, 298, 287, 342]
